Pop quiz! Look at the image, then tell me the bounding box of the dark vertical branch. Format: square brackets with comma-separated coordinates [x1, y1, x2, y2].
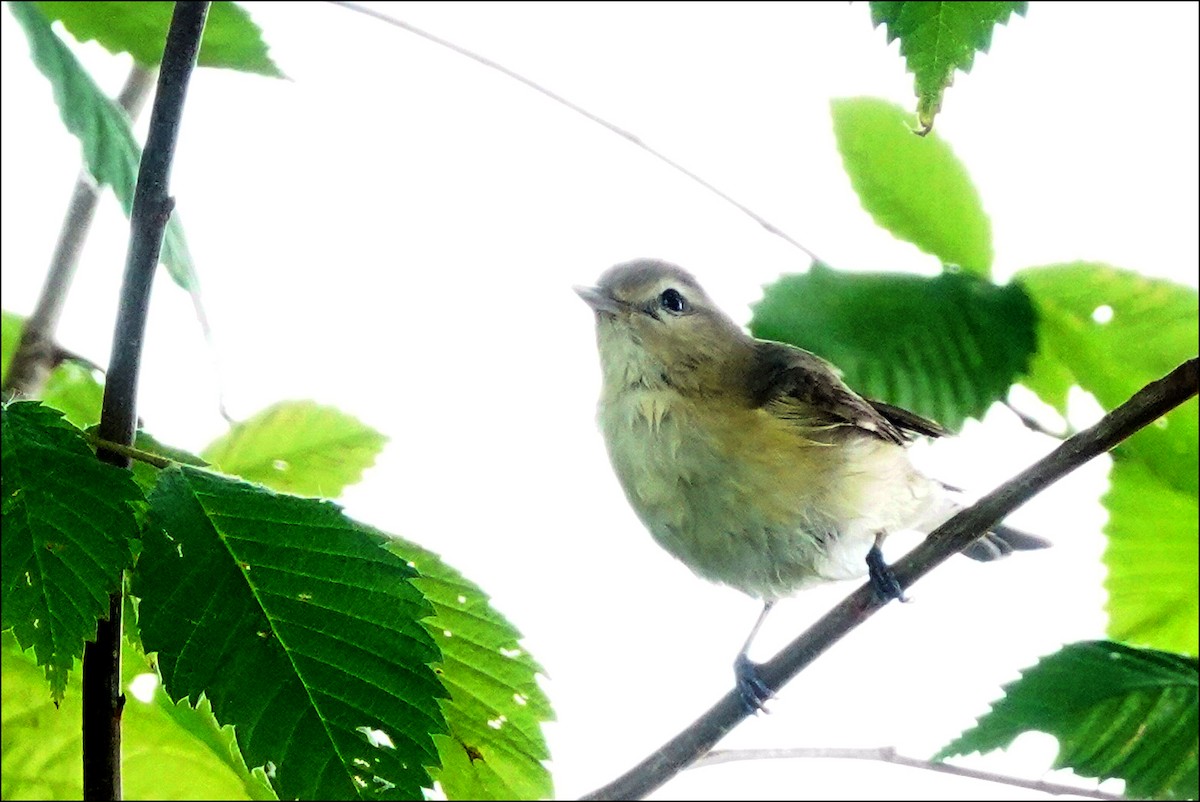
[2, 66, 156, 400]
[82, 4, 209, 799]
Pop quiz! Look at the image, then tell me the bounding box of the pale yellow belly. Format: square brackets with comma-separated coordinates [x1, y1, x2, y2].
[600, 389, 936, 600]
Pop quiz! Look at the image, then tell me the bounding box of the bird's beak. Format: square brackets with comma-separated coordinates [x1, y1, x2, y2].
[574, 285, 623, 316]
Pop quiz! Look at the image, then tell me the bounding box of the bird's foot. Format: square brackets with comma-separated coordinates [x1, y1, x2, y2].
[734, 653, 774, 714]
[867, 543, 909, 603]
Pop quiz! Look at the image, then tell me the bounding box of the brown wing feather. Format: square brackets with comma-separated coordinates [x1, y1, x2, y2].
[867, 399, 948, 439]
[748, 341, 909, 444]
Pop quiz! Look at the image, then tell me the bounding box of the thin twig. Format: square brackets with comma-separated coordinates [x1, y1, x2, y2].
[584, 357, 1198, 800]
[2, 66, 156, 401]
[85, 433, 176, 470]
[82, 5, 209, 799]
[329, 1, 822, 264]
[695, 747, 1125, 800]
[1004, 399, 1072, 440]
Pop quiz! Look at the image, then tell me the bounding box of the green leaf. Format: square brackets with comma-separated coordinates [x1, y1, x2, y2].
[1, 632, 79, 799]
[137, 693, 278, 801]
[127, 429, 209, 495]
[134, 467, 447, 800]
[831, 96, 992, 276]
[1018, 264, 1199, 654]
[40, 360, 105, 429]
[124, 634, 279, 800]
[201, 401, 388, 499]
[1, 401, 142, 701]
[1, 630, 276, 800]
[1018, 263, 1199, 494]
[869, 2, 1027, 130]
[7, 1, 199, 293]
[34, 0, 284, 78]
[1019, 335, 1074, 415]
[749, 264, 1036, 430]
[936, 641, 1199, 800]
[1, 311, 23, 385]
[386, 539, 554, 801]
[1104, 459, 1199, 656]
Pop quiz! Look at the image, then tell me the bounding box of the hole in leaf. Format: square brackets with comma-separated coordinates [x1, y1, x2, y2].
[128, 672, 159, 702]
[357, 726, 395, 749]
[1091, 304, 1114, 324]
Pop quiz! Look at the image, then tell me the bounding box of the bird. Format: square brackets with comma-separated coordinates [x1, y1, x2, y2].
[576, 258, 1049, 712]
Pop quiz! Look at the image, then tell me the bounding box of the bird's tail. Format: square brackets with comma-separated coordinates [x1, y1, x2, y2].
[961, 523, 1052, 562]
[918, 483, 1052, 562]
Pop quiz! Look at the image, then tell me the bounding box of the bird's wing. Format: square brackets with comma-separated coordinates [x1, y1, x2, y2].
[748, 341, 945, 444]
[866, 399, 948, 440]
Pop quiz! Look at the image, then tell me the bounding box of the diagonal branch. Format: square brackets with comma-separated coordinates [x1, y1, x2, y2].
[2, 66, 155, 401]
[583, 357, 1198, 800]
[82, 4, 210, 799]
[329, 0, 821, 263]
[695, 747, 1125, 800]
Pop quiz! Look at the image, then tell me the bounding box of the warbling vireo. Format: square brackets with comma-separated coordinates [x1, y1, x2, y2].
[577, 258, 1048, 712]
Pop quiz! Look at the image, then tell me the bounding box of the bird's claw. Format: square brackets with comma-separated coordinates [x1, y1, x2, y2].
[734, 653, 774, 714]
[867, 543, 909, 603]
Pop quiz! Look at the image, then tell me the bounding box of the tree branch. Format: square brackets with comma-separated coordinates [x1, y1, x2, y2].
[694, 747, 1125, 800]
[330, 1, 822, 263]
[2, 65, 155, 401]
[583, 357, 1198, 800]
[82, 5, 209, 799]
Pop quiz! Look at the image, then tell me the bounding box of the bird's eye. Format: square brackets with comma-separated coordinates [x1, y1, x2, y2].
[658, 288, 688, 315]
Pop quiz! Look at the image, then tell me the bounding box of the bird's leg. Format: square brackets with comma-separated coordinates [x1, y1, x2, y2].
[733, 600, 775, 714]
[866, 531, 909, 603]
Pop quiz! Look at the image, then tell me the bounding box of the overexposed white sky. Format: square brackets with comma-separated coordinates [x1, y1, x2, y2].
[2, 2, 1197, 799]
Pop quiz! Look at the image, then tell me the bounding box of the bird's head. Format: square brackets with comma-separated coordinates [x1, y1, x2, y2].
[576, 259, 749, 395]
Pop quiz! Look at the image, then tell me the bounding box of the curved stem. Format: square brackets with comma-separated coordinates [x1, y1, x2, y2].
[85, 433, 175, 470]
[329, 1, 822, 264]
[694, 747, 1125, 800]
[1003, 399, 1071, 439]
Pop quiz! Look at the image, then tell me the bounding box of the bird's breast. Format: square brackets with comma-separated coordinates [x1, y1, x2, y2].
[599, 386, 892, 599]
